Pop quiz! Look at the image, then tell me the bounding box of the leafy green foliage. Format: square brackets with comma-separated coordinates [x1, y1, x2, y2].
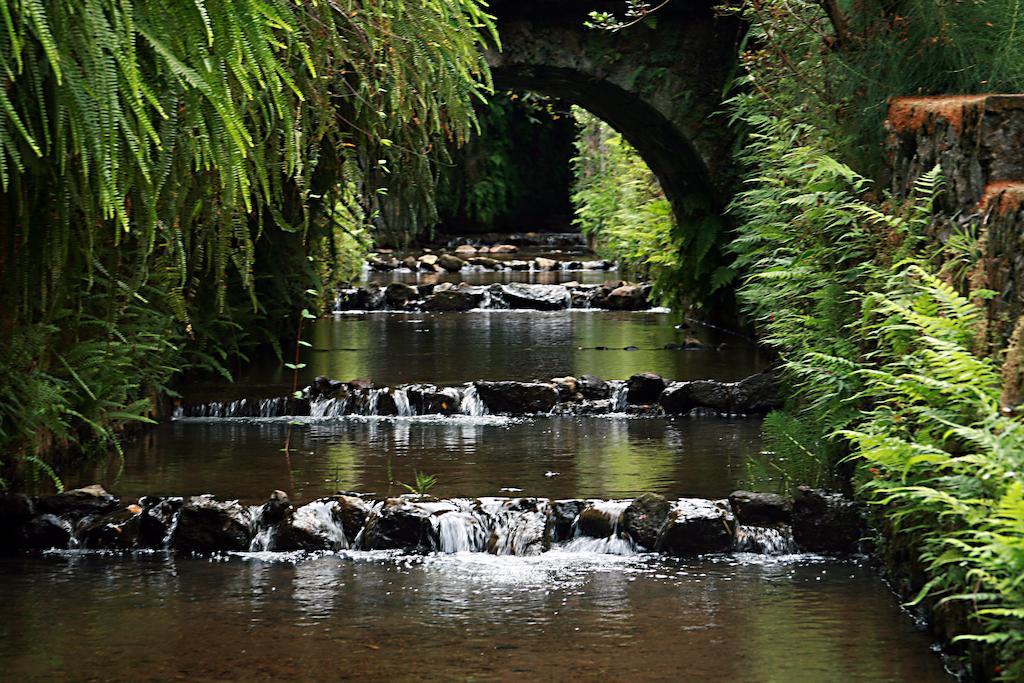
[570, 107, 728, 308]
[0, 0, 495, 486]
[399, 470, 439, 497]
[728, 2, 1024, 674]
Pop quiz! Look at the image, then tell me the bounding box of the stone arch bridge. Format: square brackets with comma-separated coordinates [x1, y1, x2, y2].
[486, 1, 743, 214]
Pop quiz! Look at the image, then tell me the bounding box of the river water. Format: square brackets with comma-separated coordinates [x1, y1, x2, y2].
[0, 260, 953, 680]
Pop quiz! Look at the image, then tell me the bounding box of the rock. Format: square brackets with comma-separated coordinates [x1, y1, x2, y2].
[477, 246, 491, 254]
[656, 498, 736, 555]
[731, 372, 781, 414]
[565, 261, 583, 270]
[170, 495, 251, 554]
[385, 282, 419, 308]
[136, 496, 183, 548]
[404, 384, 458, 415]
[311, 375, 344, 398]
[80, 508, 142, 550]
[569, 286, 599, 308]
[626, 372, 666, 405]
[352, 286, 386, 310]
[791, 487, 864, 553]
[550, 376, 580, 401]
[533, 257, 559, 271]
[418, 253, 439, 267]
[507, 260, 531, 271]
[728, 490, 792, 526]
[549, 499, 584, 542]
[402, 256, 418, 270]
[490, 244, 518, 254]
[474, 381, 559, 414]
[623, 493, 671, 549]
[36, 484, 119, 519]
[605, 284, 650, 311]
[577, 504, 623, 538]
[499, 283, 570, 310]
[468, 256, 502, 269]
[437, 254, 466, 272]
[454, 244, 477, 255]
[360, 498, 438, 552]
[422, 289, 481, 312]
[260, 490, 292, 526]
[659, 380, 731, 414]
[330, 495, 372, 540]
[578, 374, 611, 399]
[367, 255, 398, 271]
[0, 493, 34, 551]
[23, 514, 72, 550]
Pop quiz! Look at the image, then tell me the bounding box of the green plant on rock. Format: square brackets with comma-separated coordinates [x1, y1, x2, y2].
[399, 470, 439, 497]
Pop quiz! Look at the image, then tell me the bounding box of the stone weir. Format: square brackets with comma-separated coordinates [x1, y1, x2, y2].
[335, 281, 654, 313]
[0, 486, 866, 558]
[174, 372, 781, 419]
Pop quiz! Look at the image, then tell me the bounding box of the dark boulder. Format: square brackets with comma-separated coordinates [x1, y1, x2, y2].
[605, 284, 649, 310]
[728, 490, 792, 526]
[23, 514, 72, 550]
[656, 498, 736, 555]
[80, 507, 143, 550]
[569, 286, 599, 308]
[550, 376, 580, 401]
[404, 384, 458, 415]
[731, 372, 781, 414]
[170, 495, 251, 554]
[422, 289, 480, 312]
[0, 493, 34, 552]
[311, 375, 344, 399]
[499, 283, 570, 310]
[659, 382, 698, 414]
[659, 380, 732, 414]
[791, 487, 865, 553]
[623, 493, 671, 549]
[367, 255, 398, 271]
[384, 282, 419, 308]
[360, 498, 438, 552]
[474, 381, 558, 414]
[136, 496, 183, 548]
[579, 374, 611, 399]
[548, 499, 584, 542]
[337, 286, 385, 311]
[36, 484, 119, 519]
[626, 372, 666, 405]
[402, 256, 419, 270]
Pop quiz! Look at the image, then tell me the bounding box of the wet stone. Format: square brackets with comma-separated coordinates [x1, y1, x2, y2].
[729, 490, 792, 526]
[170, 495, 251, 555]
[657, 498, 736, 556]
[626, 372, 666, 405]
[36, 484, 119, 519]
[792, 487, 865, 554]
[474, 381, 559, 414]
[623, 493, 671, 550]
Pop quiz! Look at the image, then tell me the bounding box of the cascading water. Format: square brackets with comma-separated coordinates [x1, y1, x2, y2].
[734, 525, 798, 555]
[459, 386, 489, 417]
[392, 389, 413, 417]
[610, 383, 629, 412]
[292, 500, 350, 549]
[564, 500, 636, 555]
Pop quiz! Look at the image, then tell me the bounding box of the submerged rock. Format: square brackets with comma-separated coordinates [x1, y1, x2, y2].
[791, 487, 865, 553]
[656, 498, 735, 555]
[728, 490, 792, 526]
[473, 381, 558, 414]
[170, 495, 251, 554]
[626, 372, 666, 405]
[623, 493, 671, 549]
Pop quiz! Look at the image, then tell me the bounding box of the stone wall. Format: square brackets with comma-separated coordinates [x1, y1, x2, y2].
[887, 94, 1024, 366]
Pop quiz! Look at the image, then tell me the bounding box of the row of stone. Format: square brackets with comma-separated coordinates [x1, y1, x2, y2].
[0, 485, 865, 556]
[336, 281, 652, 312]
[367, 251, 614, 274]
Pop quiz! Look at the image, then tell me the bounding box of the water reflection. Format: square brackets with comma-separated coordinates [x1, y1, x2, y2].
[0, 552, 951, 681]
[64, 416, 778, 503]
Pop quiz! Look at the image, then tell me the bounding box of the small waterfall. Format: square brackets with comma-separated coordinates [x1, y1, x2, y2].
[734, 525, 798, 555]
[611, 383, 629, 412]
[292, 500, 350, 549]
[431, 501, 488, 553]
[459, 386, 489, 417]
[249, 526, 275, 552]
[393, 389, 413, 417]
[365, 389, 381, 416]
[565, 500, 636, 555]
[310, 396, 341, 418]
[476, 498, 549, 556]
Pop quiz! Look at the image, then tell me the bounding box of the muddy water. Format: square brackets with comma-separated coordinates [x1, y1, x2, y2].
[1, 260, 953, 681]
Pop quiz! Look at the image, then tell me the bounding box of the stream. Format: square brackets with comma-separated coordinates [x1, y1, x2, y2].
[0, 252, 953, 681]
